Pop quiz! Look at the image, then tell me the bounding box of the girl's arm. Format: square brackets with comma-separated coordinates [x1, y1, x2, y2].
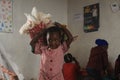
[30, 29, 45, 53]
[61, 27, 73, 47]
[54, 22, 73, 47]
[30, 30, 43, 46]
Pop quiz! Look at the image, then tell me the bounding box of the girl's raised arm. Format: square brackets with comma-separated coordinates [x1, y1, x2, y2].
[62, 27, 73, 47]
[30, 29, 45, 53]
[54, 22, 73, 47]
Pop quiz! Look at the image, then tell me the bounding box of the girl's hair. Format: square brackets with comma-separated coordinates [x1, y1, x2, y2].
[43, 26, 64, 45]
[64, 53, 73, 63]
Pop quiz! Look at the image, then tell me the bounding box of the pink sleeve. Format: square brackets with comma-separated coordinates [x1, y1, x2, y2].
[62, 41, 69, 53]
[34, 40, 46, 54]
[34, 42, 42, 54]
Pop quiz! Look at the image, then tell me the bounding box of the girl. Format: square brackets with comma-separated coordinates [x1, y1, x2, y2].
[30, 22, 73, 80]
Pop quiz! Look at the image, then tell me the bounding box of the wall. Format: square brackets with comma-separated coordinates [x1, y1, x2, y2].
[0, 0, 67, 79]
[68, 0, 120, 69]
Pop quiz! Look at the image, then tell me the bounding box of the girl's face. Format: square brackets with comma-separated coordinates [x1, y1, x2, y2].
[47, 32, 61, 49]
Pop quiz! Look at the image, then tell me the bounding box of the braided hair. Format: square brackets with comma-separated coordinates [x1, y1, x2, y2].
[64, 53, 73, 63]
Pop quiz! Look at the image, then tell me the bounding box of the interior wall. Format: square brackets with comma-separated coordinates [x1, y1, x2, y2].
[0, 0, 67, 79]
[68, 0, 120, 69]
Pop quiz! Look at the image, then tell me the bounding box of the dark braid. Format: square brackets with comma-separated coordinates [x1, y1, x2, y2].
[64, 53, 73, 63]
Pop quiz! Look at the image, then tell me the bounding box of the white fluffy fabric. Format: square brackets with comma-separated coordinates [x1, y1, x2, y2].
[19, 7, 52, 35]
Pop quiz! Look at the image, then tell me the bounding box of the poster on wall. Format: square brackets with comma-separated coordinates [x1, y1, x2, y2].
[83, 3, 99, 33]
[0, 0, 13, 33]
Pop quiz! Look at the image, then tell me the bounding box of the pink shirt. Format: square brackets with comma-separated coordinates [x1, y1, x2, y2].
[35, 42, 68, 79]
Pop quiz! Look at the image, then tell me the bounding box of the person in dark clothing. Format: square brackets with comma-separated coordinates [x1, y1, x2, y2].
[115, 54, 120, 80]
[86, 39, 109, 80]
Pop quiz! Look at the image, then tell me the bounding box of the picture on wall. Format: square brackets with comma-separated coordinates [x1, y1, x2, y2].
[83, 3, 99, 33]
[0, 0, 13, 33]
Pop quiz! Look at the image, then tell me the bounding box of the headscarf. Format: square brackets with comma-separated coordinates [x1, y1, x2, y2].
[95, 39, 108, 46]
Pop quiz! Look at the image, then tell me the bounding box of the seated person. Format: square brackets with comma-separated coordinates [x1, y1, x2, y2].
[63, 53, 81, 80]
[115, 54, 120, 80]
[86, 39, 109, 80]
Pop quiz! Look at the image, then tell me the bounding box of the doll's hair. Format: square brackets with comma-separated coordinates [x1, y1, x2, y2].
[64, 53, 73, 63]
[43, 26, 64, 45]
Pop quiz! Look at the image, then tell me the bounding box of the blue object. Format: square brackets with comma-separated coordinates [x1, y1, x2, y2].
[95, 39, 108, 46]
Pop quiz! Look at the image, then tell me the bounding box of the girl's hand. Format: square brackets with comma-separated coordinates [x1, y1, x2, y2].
[54, 22, 73, 47]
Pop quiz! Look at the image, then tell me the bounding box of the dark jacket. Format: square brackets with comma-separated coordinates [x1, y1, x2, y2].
[115, 56, 120, 76]
[87, 46, 109, 71]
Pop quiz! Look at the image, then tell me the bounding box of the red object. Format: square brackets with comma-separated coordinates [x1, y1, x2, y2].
[28, 22, 46, 39]
[63, 63, 80, 80]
